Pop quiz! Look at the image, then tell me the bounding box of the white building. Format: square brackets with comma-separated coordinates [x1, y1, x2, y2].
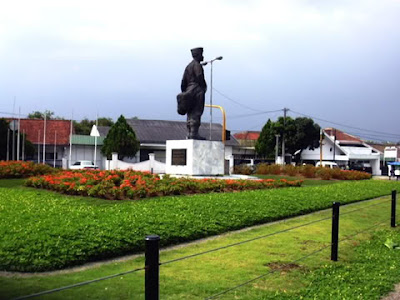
[301, 128, 382, 175]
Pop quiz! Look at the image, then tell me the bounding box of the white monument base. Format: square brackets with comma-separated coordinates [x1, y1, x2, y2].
[166, 140, 224, 176]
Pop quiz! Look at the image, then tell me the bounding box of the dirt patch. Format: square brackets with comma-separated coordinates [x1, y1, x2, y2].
[264, 262, 302, 272]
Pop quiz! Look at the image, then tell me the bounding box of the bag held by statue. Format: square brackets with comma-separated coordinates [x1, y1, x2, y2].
[177, 91, 191, 115]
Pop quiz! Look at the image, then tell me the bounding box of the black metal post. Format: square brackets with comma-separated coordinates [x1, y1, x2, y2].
[145, 235, 160, 300]
[391, 190, 397, 228]
[331, 202, 340, 261]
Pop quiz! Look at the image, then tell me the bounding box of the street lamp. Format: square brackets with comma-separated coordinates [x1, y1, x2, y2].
[202, 56, 223, 140]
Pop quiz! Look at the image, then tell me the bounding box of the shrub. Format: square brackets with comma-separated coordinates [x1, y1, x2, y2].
[256, 163, 281, 175]
[283, 164, 298, 176]
[0, 161, 56, 179]
[316, 167, 332, 180]
[299, 164, 317, 178]
[233, 164, 253, 175]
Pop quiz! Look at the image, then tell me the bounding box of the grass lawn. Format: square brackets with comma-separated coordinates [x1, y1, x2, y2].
[1, 196, 399, 299]
[1, 179, 400, 273]
[254, 174, 340, 186]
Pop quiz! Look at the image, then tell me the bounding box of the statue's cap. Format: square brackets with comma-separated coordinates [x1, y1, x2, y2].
[191, 47, 203, 56]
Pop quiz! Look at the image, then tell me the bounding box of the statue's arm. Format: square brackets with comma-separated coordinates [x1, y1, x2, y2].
[181, 76, 187, 92]
[194, 64, 207, 91]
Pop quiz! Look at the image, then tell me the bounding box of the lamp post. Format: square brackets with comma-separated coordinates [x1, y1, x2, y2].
[202, 56, 223, 140]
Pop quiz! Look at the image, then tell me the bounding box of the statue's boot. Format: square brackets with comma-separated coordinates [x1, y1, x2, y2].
[190, 126, 205, 140]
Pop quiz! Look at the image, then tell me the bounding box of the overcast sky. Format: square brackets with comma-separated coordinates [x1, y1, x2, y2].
[1, 0, 399, 142]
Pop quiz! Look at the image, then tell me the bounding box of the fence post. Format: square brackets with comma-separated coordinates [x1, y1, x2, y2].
[392, 190, 397, 228]
[331, 202, 340, 261]
[145, 235, 160, 300]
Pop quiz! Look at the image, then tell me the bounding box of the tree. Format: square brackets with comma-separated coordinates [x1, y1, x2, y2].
[74, 117, 115, 135]
[255, 117, 320, 162]
[255, 119, 276, 158]
[101, 115, 139, 160]
[0, 119, 9, 160]
[28, 110, 55, 120]
[0, 118, 35, 160]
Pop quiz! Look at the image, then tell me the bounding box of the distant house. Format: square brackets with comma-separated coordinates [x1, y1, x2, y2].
[301, 128, 382, 175]
[232, 131, 266, 164]
[6, 118, 72, 166]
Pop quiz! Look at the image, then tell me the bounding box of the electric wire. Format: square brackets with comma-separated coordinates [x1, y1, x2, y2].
[14, 266, 146, 300]
[290, 109, 400, 139]
[160, 216, 331, 266]
[212, 87, 268, 113]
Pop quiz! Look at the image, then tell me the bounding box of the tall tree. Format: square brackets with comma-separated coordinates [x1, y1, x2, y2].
[255, 119, 276, 158]
[255, 117, 320, 161]
[101, 115, 139, 160]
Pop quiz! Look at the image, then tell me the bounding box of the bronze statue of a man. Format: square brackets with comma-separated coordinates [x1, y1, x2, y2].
[177, 47, 207, 140]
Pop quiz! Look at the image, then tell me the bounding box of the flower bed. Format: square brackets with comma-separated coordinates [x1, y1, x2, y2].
[25, 170, 302, 200]
[0, 160, 55, 179]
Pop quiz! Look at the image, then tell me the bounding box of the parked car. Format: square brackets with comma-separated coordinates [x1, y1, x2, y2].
[315, 161, 339, 169]
[70, 160, 98, 170]
[349, 162, 372, 173]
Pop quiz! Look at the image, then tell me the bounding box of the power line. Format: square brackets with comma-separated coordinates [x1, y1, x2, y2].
[213, 87, 267, 112]
[230, 109, 284, 120]
[290, 109, 400, 139]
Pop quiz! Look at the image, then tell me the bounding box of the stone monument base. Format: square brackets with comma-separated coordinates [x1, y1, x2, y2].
[166, 140, 224, 176]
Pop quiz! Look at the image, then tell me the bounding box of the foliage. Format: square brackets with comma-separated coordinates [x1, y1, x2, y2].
[101, 115, 139, 160]
[255, 163, 371, 180]
[25, 170, 302, 200]
[27, 110, 56, 120]
[233, 164, 253, 175]
[0, 161, 55, 178]
[1, 179, 400, 272]
[255, 119, 277, 158]
[256, 163, 282, 175]
[255, 117, 320, 159]
[0, 118, 9, 160]
[73, 117, 114, 135]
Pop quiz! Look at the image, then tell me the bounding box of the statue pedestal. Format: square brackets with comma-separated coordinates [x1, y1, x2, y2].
[166, 140, 224, 176]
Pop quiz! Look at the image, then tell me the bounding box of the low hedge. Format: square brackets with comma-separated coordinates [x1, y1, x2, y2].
[0, 161, 56, 179]
[1, 179, 400, 272]
[251, 163, 372, 180]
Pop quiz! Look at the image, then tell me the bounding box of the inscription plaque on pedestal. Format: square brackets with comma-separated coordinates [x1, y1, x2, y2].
[172, 149, 187, 166]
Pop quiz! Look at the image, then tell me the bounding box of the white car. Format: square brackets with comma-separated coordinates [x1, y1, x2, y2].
[70, 160, 98, 170]
[315, 161, 339, 169]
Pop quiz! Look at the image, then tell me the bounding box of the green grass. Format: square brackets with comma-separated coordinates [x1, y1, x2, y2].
[254, 174, 339, 186]
[1, 197, 399, 299]
[2, 179, 400, 272]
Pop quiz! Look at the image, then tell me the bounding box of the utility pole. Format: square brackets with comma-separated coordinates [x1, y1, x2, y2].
[333, 128, 336, 162]
[43, 114, 47, 164]
[17, 107, 21, 161]
[22, 130, 25, 161]
[281, 108, 289, 165]
[275, 134, 280, 164]
[6, 128, 10, 161]
[320, 129, 324, 165]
